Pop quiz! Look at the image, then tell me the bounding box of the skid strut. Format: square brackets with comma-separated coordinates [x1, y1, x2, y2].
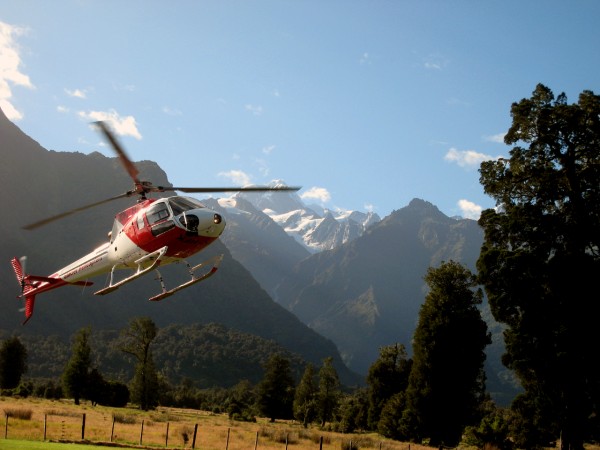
[149, 254, 224, 302]
[95, 247, 168, 296]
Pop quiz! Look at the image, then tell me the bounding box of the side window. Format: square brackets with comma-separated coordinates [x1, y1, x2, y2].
[146, 203, 170, 225]
[145, 203, 174, 236]
[137, 214, 145, 229]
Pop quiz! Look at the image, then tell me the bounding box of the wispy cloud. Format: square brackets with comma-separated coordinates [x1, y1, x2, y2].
[245, 104, 263, 116]
[262, 145, 275, 155]
[0, 21, 34, 121]
[65, 88, 86, 99]
[78, 109, 142, 139]
[218, 169, 252, 186]
[300, 186, 331, 204]
[359, 52, 371, 65]
[423, 53, 448, 70]
[444, 147, 500, 169]
[483, 132, 506, 143]
[162, 106, 182, 116]
[457, 199, 482, 220]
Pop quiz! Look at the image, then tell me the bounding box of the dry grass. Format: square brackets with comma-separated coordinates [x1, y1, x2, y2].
[0, 396, 428, 449]
[4, 397, 596, 450]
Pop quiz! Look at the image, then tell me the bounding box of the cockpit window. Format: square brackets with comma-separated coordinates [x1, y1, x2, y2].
[146, 202, 170, 225]
[168, 197, 205, 215]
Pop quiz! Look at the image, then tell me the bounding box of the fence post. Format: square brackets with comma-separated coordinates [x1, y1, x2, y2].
[44, 414, 47, 441]
[254, 430, 259, 450]
[81, 413, 86, 440]
[110, 416, 115, 442]
[4, 413, 8, 439]
[285, 433, 289, 450]
[139, 419, 144, 446]
[319, 435, 323, 450]
[165, 422, 169, 447]
[226, 427, 230, 450]
[192, 423, 198, 449]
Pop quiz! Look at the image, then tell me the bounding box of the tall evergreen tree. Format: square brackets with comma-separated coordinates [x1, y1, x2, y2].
[294, 363, 318, 427]
[477, 84, 600, 449]
[367, 343, 412, 430]
[257, 353, 295, 422]
[0, 336, 28, 389]
[62, 327, 92, 405]
[119, 317, 159, 410]
[400, 261, 490, 447]
[317, 357, 341, 427]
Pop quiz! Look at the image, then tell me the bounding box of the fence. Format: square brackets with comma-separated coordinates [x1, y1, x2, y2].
[2, 408, 413, 450]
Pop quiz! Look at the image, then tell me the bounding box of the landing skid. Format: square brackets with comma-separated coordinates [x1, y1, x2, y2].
[149, 254, 223, 302]
[95, 247, 168, 296]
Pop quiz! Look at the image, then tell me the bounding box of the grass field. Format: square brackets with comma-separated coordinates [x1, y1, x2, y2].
[0, 396, 426, 450]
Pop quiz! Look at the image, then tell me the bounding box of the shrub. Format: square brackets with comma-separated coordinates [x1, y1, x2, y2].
[3, 408, 33, 420]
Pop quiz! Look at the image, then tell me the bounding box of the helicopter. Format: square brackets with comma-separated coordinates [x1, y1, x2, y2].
[11, 120, 300, 324]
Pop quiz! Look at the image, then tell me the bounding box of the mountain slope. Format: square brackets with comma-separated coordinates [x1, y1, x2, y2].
[0, 108, 360, 387]
[275, 199, 484, 374]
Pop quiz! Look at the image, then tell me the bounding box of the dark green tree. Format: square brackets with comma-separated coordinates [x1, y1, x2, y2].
[62, 327, 92, 405]
[119, 317, 159, 410]
[0, 336, 28, 389]
[293, 363, 318, 427]
[338, 388, 369, 433]
[317, 357, 341, 427]
[366, 343, 412, 430]
[477, 84, 600, 450]
[399, 261, 490, 447]
[256, 353, 295, 421]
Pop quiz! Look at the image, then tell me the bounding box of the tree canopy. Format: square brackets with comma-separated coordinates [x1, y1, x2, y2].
[0, 336, 28, 389]
[477, 84, 600, 449]
[399, 261, 490, 447]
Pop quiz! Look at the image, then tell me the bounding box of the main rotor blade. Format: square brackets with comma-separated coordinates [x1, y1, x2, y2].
[168, 186, 302, 193]
[23, 192, 132, 230]
[93, 121, 140, 184]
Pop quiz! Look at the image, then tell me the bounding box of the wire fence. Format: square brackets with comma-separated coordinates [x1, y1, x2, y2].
[2, 408, 418, 450]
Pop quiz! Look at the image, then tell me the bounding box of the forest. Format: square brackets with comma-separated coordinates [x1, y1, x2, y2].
[1, 85, 599, 449]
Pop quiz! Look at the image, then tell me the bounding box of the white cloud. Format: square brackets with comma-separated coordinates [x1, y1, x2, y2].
[79, 109, 142, 139]
[300, 186, 331, 204]
[162, 106, 182, 116]
[457, 199, 482, 220]
[484, 132, 506, 143]
[262, 145, 275, 155]
[0, 21, 34, 121]
[245, 104, 263, 116]
[255, 158, 270, 177]
[218, 169, 252, 186]
[444, 147, 500, 169]
[359, 52, 370, 65]
[65, 88, 86, 99]
[423, 53, 448, 70]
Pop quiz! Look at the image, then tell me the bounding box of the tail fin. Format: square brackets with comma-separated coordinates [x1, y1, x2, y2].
[11, 257, 36, 324]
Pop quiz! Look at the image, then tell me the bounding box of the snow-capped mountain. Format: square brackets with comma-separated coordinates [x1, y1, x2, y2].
[234, 181, 381, 253]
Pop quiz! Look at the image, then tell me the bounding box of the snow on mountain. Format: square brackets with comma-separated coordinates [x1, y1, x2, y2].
[233, 181, 381, 253]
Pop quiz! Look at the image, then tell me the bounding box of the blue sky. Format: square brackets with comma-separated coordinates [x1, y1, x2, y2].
[2, 1, 599, 220]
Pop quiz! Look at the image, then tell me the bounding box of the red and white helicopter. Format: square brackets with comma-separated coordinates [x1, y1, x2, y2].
[11, 121, 299, 324]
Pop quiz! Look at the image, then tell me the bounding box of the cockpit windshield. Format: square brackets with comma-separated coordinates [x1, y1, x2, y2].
[168, 196, 205, 215]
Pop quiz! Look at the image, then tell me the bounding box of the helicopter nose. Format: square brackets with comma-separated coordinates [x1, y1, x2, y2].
[197, 210, 225, 237]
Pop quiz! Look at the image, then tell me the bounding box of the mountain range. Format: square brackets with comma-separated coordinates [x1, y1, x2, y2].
[0, 108, 519, 403]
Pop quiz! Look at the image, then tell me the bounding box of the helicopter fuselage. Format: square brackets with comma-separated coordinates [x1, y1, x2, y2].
[59, 195, 225, 282]
[14, 195, 225, 305]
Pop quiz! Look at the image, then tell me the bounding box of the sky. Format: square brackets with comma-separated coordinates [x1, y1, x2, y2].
[1, 1, 599, 220]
